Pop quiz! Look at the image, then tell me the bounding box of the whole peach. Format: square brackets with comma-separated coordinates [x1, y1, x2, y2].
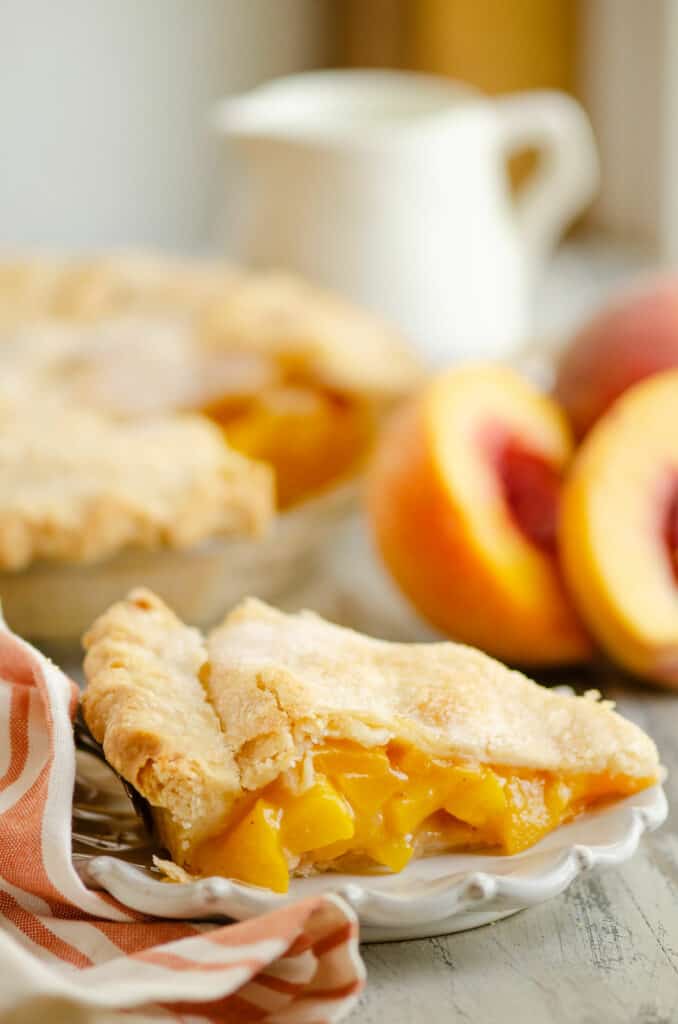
[555, 275, 678, 437]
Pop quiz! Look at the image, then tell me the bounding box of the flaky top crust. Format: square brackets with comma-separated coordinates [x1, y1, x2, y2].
[208, 599, 659, 785]
[0, 402, 273, 571]
[0, 253, 420, 399]
[199, 269, 421, 398]
[82, 590, 660, 859]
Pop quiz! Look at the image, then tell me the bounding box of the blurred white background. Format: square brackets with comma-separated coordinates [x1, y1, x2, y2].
[1, 0, 675, 266]
[0, 0, 334, 251]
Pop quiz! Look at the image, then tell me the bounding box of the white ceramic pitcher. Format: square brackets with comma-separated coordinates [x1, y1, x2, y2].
[213, 70, 598, 364]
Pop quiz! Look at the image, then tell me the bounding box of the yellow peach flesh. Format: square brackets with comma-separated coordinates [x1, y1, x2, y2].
[560, 371, 678, 685]
[191, 742, 652, 892]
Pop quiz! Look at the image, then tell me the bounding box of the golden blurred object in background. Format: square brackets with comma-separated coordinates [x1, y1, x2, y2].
[340, 0, 576, 188]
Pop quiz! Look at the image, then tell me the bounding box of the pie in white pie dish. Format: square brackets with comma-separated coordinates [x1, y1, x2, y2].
[0, 254, 420, 646]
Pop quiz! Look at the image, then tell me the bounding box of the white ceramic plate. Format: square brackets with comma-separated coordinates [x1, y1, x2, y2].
[74, 751, 667, 943]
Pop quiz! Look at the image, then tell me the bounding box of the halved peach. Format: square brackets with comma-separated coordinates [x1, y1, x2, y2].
[560, 370, 678, 686]
[366, 365, 590, 665]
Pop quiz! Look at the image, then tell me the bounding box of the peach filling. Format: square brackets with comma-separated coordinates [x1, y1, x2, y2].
[201, 385, 374, 509]
[192, 743, 652, 893]
[663, 479, 678, 583]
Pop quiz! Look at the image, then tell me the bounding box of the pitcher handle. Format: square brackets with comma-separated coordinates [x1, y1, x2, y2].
[496, 91, 599, 273]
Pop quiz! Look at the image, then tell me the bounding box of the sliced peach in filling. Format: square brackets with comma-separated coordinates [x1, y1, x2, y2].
[279, 777, 354, 856]
[197, 799, 288, 894]
[191, 742, 653, 893]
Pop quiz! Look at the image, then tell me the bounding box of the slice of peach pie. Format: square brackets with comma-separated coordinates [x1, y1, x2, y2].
[82, 590, 660, 893]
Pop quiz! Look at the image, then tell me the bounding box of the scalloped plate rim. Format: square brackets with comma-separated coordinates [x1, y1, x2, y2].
[80, 783, 667, 942]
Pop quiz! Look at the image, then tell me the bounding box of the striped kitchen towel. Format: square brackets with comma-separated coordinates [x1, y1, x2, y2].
[0, 614, 365, 1023]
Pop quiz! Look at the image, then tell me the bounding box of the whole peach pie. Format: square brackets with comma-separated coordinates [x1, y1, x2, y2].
[82, 590, 660, 893]
[0, 253, 419, 573]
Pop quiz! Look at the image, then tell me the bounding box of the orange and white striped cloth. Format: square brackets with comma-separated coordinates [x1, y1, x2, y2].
[0, 614, 365, 1023]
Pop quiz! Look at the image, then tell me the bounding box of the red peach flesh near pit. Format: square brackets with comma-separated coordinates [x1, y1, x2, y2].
[483, 429, 561, 556]
[499, 443, 561, 555]
[664, 478, 678, 583]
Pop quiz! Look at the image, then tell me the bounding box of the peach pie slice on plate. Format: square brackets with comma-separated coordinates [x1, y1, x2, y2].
[79, 590, 665, 938]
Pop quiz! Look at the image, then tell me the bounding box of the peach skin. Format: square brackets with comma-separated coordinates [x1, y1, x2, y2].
[555, 275, 678, 438]
[560, 369, 678, 687]
[366, 365, 591, 665]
